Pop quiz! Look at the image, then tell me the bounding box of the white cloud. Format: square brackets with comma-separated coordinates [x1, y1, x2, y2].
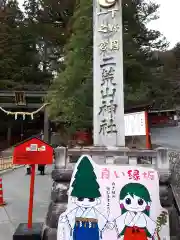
[147, 0, 180, 48]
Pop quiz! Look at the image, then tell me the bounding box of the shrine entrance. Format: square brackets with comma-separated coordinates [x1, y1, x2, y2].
[0, 90, 52, 151]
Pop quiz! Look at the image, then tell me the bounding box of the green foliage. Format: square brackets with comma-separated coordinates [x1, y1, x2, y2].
[122, 0, 167, 106]
[0, 0, 48, 89]
[47, 0, 168, 133]
[1, 0, 176, 131]
[0, 0, 72, 90]
[151, 43, 180, 109]
[156, 211, 168, 233]
[71, 156, 101, 198]
[23, 0, 75, 77]
[0, 0, 23, 88]
[47, 0, 93, 133]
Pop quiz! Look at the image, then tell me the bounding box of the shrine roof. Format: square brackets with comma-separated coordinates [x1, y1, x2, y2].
[124, 103, 154, 113]
[0, 90, 46, 97]
[13, 136, 52, 148]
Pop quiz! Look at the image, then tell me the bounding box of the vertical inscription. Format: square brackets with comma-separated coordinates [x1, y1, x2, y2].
[94, 0, 125, 146]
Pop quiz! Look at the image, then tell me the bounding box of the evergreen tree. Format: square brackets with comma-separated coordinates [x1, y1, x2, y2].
[0, 0, 24, 88]
[156, 43, 180, 108]
[23, 0, 74, 79]
[122, 0, 167, 106]
[0, 0, 50, 89]
[22, 0, 52, 86]
[47, 0, 167, 134]
[71, 156, 101, 198]
[0, 0, 74, 90]
[47, 0, 93, 133]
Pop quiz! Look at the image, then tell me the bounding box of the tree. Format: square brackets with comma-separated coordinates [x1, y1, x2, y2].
[123, 0, 167, 106]
[0, 0, 75, 90]
[23, 0, 75, 78]
[47, 0, 93, 133]
[22, 0, 52, 86]
[47, 0, 168, 134]
[71, 156, 101, 198]
[0, 0, 24, 88]
[155, 43, 180, 108]
[0, 0, 50, 89]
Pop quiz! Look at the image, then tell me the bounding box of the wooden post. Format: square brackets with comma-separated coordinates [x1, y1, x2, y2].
[145, 111, 151, 149]
[93, 0, 125, 147]
[27, 164, 36, 229]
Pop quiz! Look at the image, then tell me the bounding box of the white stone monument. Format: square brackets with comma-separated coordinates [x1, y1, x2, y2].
[93, 0, 125, 147]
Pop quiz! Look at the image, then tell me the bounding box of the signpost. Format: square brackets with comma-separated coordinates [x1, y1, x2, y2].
[124, 111, 146, 137]
[13, 137, 53, 239]
[124, 111, 151, 149]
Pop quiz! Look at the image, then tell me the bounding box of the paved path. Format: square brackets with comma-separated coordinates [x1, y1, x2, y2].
[0, 166, 53, 240]
[151, 126, 180, 149]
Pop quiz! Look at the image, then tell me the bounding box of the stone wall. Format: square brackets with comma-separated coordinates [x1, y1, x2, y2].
[42, 169, 70, 240]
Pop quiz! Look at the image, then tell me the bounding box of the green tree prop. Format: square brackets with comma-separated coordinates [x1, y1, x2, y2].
[156, 211, 168, 232]
[155, 211, 168, 240]
[71, 156, 101, 198]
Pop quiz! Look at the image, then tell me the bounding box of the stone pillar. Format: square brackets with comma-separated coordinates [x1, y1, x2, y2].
[156, 147, 170, 171]
[42, 147, 71, 240]
[54, 147, 67, 169]
[93, 0, 125, 147]
[43, 1, 127, 239]
[44, 106, 49, 143]
[155, 147, 172, 208]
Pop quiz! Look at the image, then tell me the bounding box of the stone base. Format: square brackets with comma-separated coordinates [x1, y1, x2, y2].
[13, 223, 43, 240]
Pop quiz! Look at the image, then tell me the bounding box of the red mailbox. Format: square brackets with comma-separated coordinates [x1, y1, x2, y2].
[13, 137, 53, 229]
[13, 137, 53, 165]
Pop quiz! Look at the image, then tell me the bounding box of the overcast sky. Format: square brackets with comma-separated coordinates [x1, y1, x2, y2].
[147, 0, 180, 49]
[18, 0, 179, 49]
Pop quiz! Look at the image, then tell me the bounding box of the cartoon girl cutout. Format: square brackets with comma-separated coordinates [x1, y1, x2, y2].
[114, 183, 159, 240]
[58, 156, 113, 240]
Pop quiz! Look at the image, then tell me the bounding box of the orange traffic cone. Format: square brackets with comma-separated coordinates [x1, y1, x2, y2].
[0, 178, 6, 206]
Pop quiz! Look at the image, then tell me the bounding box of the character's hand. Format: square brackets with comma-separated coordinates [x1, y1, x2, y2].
[117, 233, 121, 239]
[106, 221, 114, 230]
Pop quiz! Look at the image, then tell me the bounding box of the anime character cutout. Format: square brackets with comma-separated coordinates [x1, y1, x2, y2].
[114, 183, 160, 240]
[58, 155, 113, 240]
